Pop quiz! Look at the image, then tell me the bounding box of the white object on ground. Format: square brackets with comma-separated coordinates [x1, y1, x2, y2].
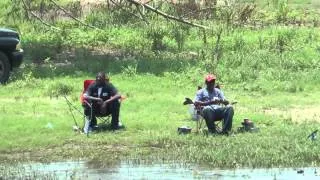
[45, 122, 54, 129]
[83, 117, 91, 134]
[189, 105, 200, 121]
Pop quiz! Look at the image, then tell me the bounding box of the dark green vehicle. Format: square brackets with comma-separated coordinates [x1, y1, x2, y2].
[0, 28, 23, 84]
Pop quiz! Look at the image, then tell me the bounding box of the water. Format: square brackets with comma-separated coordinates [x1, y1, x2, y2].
[1, 160, 319, 180]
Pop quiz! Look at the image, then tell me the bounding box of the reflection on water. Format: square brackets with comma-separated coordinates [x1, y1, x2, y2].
[1, 160, 319, 180]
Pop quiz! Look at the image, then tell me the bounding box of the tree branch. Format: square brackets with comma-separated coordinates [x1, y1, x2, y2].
[21, 0, 60, 30]
[126, 0, 208, 29]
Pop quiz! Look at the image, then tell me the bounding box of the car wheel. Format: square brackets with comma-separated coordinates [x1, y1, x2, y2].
[0, 51, 11, 84]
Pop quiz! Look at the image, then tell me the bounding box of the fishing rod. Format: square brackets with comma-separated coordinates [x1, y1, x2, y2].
[64, 96, 82, 129]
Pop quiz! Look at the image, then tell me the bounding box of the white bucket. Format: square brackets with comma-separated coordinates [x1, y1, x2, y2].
[189, 105, 200, 121]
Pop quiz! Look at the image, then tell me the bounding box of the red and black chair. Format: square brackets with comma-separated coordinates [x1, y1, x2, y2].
[80, 79, 95, 107]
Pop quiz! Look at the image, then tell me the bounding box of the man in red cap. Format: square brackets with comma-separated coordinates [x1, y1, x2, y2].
[194, 74, 234, 134]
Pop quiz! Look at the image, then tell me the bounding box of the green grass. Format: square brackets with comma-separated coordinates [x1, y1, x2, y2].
[1, 71, 320, 168]
[1, 0, 320, 169]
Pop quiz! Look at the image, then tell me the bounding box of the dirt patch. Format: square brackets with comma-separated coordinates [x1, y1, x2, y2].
[264, 106, 320, 123]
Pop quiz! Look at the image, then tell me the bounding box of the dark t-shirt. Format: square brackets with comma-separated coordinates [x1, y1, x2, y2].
[85, 82, 118, 102]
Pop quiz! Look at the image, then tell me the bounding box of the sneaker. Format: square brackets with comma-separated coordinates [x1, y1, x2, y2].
[111, 125, 120, 130]
[91, 125, 99, 131]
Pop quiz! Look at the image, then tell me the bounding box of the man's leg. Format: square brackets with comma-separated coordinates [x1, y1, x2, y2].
[90, 116, 97, 127]
[102, 100, 121, 130]
[202, 106, 224, 133]
[221, 106, 234, 133]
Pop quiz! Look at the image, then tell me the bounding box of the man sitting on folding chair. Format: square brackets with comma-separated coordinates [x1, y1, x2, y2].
[194, 74, 234, 135]
[83, 72, 121, 133]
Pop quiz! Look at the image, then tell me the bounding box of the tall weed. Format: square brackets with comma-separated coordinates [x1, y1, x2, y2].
[276, 0, 289, 22]
[146, 24, 168, 51]
[170, 24, 190, 51]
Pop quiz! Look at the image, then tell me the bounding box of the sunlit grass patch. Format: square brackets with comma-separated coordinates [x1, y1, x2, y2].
[1, 73, 320, 168]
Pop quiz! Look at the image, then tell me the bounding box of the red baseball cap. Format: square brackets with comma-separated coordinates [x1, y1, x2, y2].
[205, 74, 216, 82]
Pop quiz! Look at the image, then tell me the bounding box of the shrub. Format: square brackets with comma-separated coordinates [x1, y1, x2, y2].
[44, 82, 74, 98]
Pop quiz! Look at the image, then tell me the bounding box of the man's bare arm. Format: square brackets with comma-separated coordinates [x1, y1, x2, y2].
[83, 93, 103, 103]
[194, 99, 229, 106]
[104, 93, 121, 104]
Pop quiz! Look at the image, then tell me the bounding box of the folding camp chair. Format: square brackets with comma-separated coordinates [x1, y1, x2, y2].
[187, 102, 222, 134]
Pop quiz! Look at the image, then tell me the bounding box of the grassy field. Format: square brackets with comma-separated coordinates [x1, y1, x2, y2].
[1, 69, 320, 168]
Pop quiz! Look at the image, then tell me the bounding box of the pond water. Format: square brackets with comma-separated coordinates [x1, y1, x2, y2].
[1, 160, 319, 180]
